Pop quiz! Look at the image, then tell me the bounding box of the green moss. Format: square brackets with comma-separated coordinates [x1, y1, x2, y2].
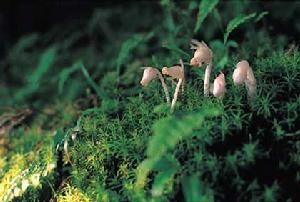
[0, 127, 56, 202]
[1, 1, 300, 201]
[64, 47, 300, 201]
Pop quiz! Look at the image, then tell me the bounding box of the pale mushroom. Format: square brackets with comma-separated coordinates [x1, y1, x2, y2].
[190, 39, 213, 97]
[140, 67, 170, 104]
[232, 60, 256, 101]
[212, 72, 226, 98]
[162, 59, 185, 112]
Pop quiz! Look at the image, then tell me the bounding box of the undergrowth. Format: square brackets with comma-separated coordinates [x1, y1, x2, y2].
[1, 0, 300, 201]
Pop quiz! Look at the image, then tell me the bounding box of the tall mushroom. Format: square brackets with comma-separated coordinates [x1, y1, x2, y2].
[212, 72, 226, 98]
[232, 60, 256, 101]
[190, 39, 213, 97]
[162, 59, 185, 112]
[140, 67, 170, 104]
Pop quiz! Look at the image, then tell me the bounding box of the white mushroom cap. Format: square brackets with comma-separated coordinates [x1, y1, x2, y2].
[232, 60, 249, 85]
[190, 40, 213, 66]
[213, 73, 226, 98]
[140, 67, 158, 86]
[232, 60, 257, 102]
[162, 65, 184, 80]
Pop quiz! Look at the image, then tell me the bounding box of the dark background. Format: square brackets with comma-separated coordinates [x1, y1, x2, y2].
[0, 0, 136, 57]
[1, 1, 300, 58]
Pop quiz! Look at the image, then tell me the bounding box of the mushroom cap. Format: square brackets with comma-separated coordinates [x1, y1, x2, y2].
[162, 67, 168, 75]
[236, 60, 250, 69]
[140, 67, 158, 86]
[213, 73, 226, 97]
[162, 65, 184, 80]
[190, 46, 213, 66]
[232, 60, 250, 85]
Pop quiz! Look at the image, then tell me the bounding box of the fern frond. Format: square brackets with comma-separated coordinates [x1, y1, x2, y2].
[194, 0, 219, 33]
[223, 13, 257, 44]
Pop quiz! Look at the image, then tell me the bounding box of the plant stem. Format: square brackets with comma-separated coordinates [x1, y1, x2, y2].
[171, 78, 183, 112]
[158, 72, 171, 104]
[245, 67, 256, 102]
[179, 59, 185, 94]
[204, 62, 212, 97]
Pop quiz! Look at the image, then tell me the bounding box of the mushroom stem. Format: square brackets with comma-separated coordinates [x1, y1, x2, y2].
[232, 60, 256, 103]
[179, 59, 185, 94]
[158, 72, 171, 104]
[245, 67, 256, 102]
[204, 62, 212, 97]
[171, 78, 183, 112]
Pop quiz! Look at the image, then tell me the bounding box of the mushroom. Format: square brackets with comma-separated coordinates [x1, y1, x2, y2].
[140, 67, 170, 104]
[190, 39, 213, 97]
[212, 72, 226, 98]
[232, 60, 256, 101]
[162, 59, 185, 112]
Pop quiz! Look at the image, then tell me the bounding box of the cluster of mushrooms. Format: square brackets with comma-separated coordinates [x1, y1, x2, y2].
[140, 39, 256, 112]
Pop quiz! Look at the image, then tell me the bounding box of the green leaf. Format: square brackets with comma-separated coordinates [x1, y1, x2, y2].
[58, 62, 81, 94]
[136, 154, 179, 192]
[151, 166, 177, 197]
[182, 175, 214, 202]
[147, 104, 221, 159]
[160, 0, 175, 32]
[15, 46, 58, 101]
[162, 43, 190, 59]
[255, 11, 269, 22]
[223, 13, 257, 44]
[10, 33, 39, 56]
[116, 32, 154, 83]
[194, 0, 219, 33]
[80, 62, 107, 98]
[135, 105, 221, 190]
[28, 46, 58, 83]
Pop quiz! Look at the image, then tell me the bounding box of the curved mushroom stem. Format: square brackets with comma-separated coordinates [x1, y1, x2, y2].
[171, 78, 183, 112]
[158, 72, 170, 104]
[204, 62, 212, 97]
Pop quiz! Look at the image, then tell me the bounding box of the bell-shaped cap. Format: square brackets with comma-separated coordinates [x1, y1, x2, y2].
[140, 67, 158, 86]
[232, 60, 249, 85]
[190, 40, 213, 66]
[213, 73, 226, 98]
[162, 65, 184, 80]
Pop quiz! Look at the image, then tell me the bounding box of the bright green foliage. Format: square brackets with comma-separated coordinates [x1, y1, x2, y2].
[58, 63, 81, 94]
[194, 0, 219, 33]
[182, 175, 214, 202]
[1, 1, 300, 202]
[14, 46, 58, 101]
[148, 104, 221, 159]
[116, 32, 154, 83]
[0, 127, 56, 202]
[223, 13, 257, 44]
[56, 184, 91, 202]
[255, 11, 269, 22]
[136, 105, 221, 197]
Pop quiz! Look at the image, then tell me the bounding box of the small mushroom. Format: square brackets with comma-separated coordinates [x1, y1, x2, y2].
[190, 39, 213, 97]
[212, 72, 226, 98]
[162, 59, 185, 112]
[232, 60, 256, 101]
[140, 67, 170, 104]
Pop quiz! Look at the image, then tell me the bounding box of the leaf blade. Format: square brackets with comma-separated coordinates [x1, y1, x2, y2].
[194, 0, 219, 33]
[223, 13, 257, 44]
